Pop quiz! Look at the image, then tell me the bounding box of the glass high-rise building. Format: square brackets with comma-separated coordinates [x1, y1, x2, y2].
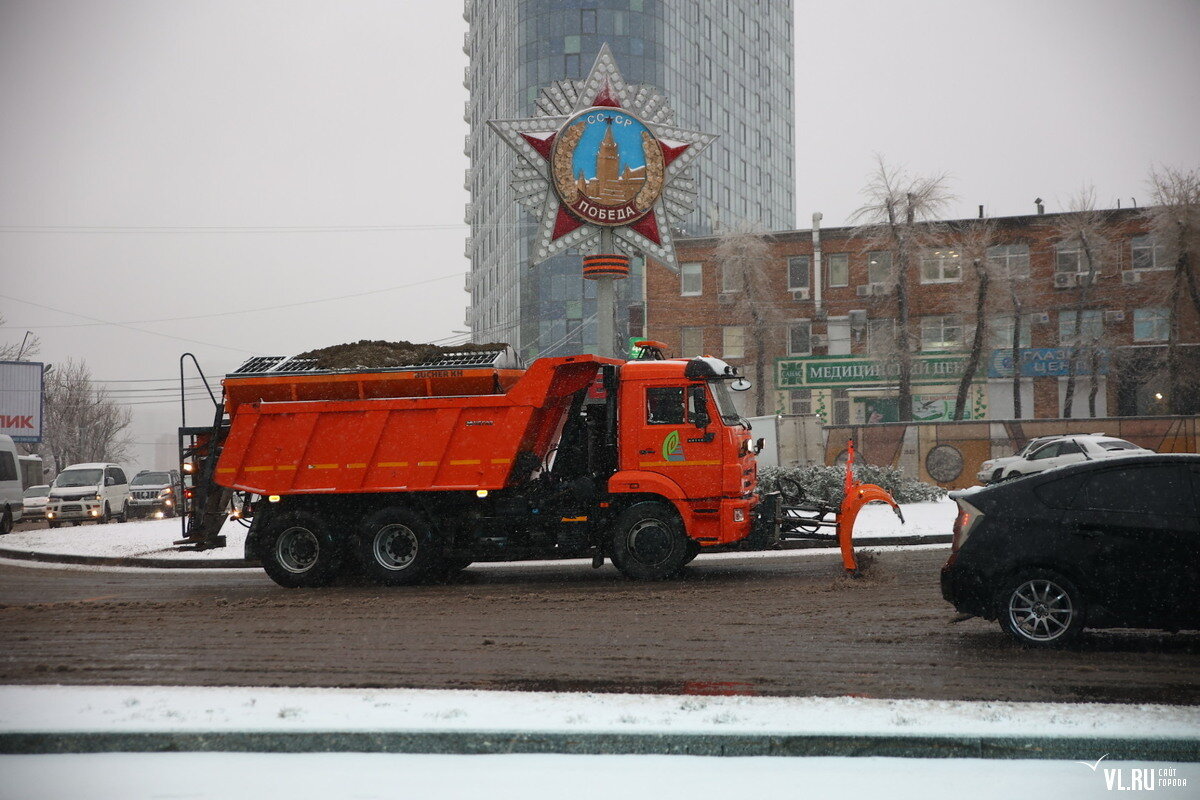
[464, 0, 794, 360]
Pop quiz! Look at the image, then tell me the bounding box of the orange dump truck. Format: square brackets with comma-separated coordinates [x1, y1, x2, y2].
[179, 347, 779, 587]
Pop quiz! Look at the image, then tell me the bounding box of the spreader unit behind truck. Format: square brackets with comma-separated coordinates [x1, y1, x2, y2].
[177, 345, 899, 587]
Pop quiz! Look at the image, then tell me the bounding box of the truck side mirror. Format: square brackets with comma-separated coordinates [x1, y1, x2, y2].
[105, 477, 115, 486]
[689, 385, 710, 428]
[755, 437, 765, 454]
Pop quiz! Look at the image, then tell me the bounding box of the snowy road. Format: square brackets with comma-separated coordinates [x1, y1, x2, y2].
[2, 548, 1198, 703]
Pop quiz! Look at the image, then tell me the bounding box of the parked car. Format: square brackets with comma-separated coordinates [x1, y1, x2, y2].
[45, 463, 131, 527]
[127, 469, 182, 519]
[976, 434, 1080, 484]
[0, 434, 25, 533]
[984, 434, 1149, 482]
[942, 454, 1200, 646]
[22, 484, 50, 518]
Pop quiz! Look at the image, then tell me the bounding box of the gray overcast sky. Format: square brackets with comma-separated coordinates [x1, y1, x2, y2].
[2, 0, 1198, 469]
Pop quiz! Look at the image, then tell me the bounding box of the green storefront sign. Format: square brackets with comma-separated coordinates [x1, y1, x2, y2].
[777, 354, 978, 389]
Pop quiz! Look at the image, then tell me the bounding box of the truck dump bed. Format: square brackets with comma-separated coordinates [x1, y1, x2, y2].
[214, 354, 615, 496]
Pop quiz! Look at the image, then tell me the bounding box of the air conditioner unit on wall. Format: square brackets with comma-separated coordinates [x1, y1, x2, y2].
[791, 288, 810, 301]
[855, 285, 872, 297]
[718, 292, 736, 305]
[1122, 270, 1142, 285]
[870, 283, 888, 296]
[1053, 273, 1073, 288]
[1105, 310, 1126, 323]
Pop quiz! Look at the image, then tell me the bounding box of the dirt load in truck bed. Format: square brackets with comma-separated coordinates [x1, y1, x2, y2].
[296, 340, 511, 371]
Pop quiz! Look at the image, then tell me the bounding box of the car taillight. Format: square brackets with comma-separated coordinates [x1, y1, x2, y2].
[950, 500, 983, 558]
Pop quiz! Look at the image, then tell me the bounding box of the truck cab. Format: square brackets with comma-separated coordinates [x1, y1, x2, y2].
[611, 357, 757, 547]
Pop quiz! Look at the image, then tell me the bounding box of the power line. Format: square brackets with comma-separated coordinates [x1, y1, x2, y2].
[1, 272, 466, 330]
[0, 223, 472, 234]
[0, 293, 259, 355]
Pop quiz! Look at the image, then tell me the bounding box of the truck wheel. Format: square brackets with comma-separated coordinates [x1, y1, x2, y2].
[609, 502, 691, 580]
[0, 506, 12, 534]
[99, 503, 111, 525]
[259, 509, 343, 588]
[356, 507, 442, 586]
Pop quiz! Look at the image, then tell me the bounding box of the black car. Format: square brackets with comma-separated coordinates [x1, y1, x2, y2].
[941, 454, 1200, 647]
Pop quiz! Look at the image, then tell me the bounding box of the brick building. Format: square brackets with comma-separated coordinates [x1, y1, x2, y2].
[644, 207, 1199, 424]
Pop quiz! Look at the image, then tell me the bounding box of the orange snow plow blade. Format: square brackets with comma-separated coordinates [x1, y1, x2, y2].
[836, 440, 904, 573]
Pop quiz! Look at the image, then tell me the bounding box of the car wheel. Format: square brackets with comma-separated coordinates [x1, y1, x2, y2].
[0, 506, 12, 534]
[356, 507, 443, 586]
[998, 569, 1086, 647]
[258, 509, 343, 588]
[116, 502, 128, 523]
[990, 468, 1003, 484]
[48, 520, 60, 529]
[609, 502, 691, 580]
[99, 503, 111, 525]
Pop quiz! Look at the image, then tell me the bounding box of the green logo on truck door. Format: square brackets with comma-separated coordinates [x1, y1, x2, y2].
[662, 430, 685, 462]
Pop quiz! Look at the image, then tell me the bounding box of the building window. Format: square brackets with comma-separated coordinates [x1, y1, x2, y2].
[564, 54, 580, 76]
[1055, 240, 1090, 273]
[788, 321, 812, 355]
[721, 263, 741, 293]
[681, 262, 702, 296]
[580, 9, 596, 34]
[921, 315, 963, 351]
[986, 243, 1030, 279]
[867, 251, 892, 284]
[1059, 309, 1104, 343]
[787, 255, 810, 290]
[866, 318, 895, 355]
[920, 248, 962, 283]
[722, 326, 745, 359]
[1133, 307, 1170, 342]
[1131, 235, 1167, 270]
[789, 389, 812, 415]
[987, 314, 1033, 349]
[826, 252, 849, 287]
[833, 388, 850, 425]
[681, 326, 703, 356]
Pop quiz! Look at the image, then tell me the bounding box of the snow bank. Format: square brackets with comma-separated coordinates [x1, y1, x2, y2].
[0, 500, 955, 563]
[2, 684, 1196, 739]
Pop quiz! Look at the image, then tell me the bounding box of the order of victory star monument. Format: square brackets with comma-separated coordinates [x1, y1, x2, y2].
[488, 45, 716, 358]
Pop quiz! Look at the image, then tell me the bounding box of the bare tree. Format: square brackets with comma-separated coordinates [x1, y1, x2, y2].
[850, 157, 952, 421]
[1146, 165, 1200, 413]
[1054, 190, 1115, 418]
[952, 221, 998, 419]
[41, 359, 133, 472]
[714, 219, 777, 415]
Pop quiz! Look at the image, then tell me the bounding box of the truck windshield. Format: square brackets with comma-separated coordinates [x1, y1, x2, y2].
[53, 469, 102, 488]
[708, 380, 745, 427]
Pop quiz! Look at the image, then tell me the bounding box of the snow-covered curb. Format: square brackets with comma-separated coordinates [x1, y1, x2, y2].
[0, 500, 955, 563]
[2, 685, 1196, 740]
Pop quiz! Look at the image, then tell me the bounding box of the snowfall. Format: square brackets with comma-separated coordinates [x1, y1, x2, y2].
[2, 501, 1197, 799]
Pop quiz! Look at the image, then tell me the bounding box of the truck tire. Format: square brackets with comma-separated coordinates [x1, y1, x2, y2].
[258, 509, 343, 588]
[356, 506, 442, 586]
[0, 506, 12, 534]
[609, 502, 691, 580]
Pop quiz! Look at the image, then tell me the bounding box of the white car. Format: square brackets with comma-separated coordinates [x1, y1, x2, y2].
[23, 484, 50, 517]
[991, 435, 1150, 482]
[977, 435, 1066, 484]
